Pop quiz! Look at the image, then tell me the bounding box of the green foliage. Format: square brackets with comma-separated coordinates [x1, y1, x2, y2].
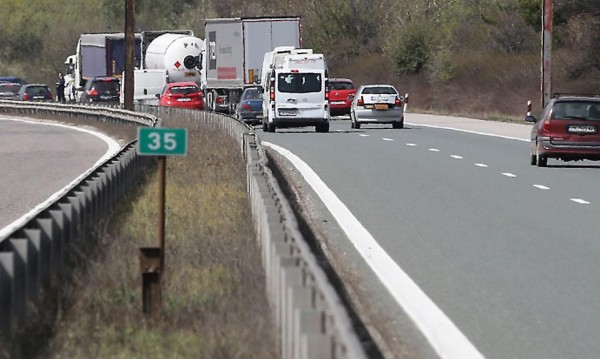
[389, 23, 435, 75]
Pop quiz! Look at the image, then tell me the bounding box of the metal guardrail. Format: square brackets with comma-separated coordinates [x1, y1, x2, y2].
[0, 101, 367, 358]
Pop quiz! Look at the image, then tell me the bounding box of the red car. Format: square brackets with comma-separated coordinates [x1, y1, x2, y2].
[328, 78, 356, 116]
[158, 82, 204, 110]
[526, 94, 600, 167]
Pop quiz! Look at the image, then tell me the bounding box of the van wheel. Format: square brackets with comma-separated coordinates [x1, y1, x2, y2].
[316, 123, 329, 133]
[267, 122, 276, 133]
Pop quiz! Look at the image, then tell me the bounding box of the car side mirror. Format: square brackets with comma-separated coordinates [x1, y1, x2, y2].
[525, 115, 537, 123]
[155, 93, 161, 98]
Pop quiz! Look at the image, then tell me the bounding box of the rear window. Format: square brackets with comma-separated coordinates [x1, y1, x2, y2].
[170, 85, 199, 95]
[362, 86, 397, 95]
[552, 101, 600, 120]
[0, 84, 20, 93]
[278, 73, 322, 93]
[243, 89, 261, 100]
[25, 86, 51, 96]
[330, 81, 354, 90]
[92, 80, 120, 92]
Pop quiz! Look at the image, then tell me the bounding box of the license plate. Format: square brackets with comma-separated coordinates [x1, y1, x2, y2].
[279, 109, 297, 116]
[331, 101, 345, 105]
[568, 124, 596, 134]
[177, 98, 192, 102]
[375, 104, 389, 110]
[100, 95, 113, 99]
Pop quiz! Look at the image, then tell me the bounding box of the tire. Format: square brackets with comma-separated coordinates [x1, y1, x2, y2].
[316, 123, 329, 133]
[393, 120, 404, 129]
[267, 122, 276, 133]
[262, 120, 268, 132]
[536, 153, 547, 167]
[354, 121, 361, 129]
[530, 152, 537, 165]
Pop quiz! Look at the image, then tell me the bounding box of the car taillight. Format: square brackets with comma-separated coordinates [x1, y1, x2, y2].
[242, 103, 252, 111]
[357, 97, 364, 106]
[88, 89, 98, 96]
[541, 119, 552, 134]
[216, 96, 225, 104]
[23, 93, 30, 100]
[395, 96, 402, 106]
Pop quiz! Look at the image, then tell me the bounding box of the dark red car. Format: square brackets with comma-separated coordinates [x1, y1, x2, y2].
[526, 94, 600, 167]
[328, 78, 356, 116]
[158, 82, 204, 110]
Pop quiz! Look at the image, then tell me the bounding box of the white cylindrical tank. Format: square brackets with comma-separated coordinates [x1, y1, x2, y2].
[145, 34, 204, 84]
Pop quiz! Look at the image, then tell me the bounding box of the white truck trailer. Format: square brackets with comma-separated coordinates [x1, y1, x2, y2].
[202, 16, 302, 113]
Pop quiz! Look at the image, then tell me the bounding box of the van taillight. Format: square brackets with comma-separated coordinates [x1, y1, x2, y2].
[269, 81, 275, 101]
[325, 80, 330, 100]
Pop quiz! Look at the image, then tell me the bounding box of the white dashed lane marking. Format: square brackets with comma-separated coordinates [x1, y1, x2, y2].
[354, 132, 597, 208]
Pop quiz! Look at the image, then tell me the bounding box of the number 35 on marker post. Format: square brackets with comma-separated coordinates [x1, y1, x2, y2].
[137, 128, 188, 156]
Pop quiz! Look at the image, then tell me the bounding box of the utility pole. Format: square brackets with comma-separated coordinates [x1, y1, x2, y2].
[124, 0, 135, 111]
[541, 0, 553, 107]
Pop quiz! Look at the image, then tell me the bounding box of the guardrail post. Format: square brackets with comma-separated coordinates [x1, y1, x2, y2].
[7, 239, 28, 328]
[0, 252, 15, 338]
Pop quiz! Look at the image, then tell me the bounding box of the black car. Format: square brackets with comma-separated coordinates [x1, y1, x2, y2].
[16, 84, 53, 101]
[525, 94, 600, 167]
[81, 76, 120, 103]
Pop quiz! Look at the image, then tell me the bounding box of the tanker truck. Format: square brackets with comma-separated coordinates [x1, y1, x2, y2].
[119, 31, 204, 105]
[143, 32, 204, 84]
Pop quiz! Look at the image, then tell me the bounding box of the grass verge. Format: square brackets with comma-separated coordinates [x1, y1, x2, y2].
[3, 117, 277, 359]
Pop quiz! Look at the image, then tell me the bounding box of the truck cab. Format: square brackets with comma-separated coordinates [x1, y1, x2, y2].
[262, 53, 330, 133]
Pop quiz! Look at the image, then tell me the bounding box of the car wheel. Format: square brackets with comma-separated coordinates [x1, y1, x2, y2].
[354, 121, 361, 129]
[393, 120, 404, 129]
[536, 153, 547, 167]
[530, 151, 537, 166]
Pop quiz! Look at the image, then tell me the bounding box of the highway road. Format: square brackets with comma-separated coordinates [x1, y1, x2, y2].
[259, 114, 600, 359]
[0, 116, 119, 235]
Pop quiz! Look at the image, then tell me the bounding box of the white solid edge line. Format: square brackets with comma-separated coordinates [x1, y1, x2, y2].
[0, 118, 121, 238]
[407, 122, 529, 142]
[263, 141, 485, 359]
[571, 198, 591, 204]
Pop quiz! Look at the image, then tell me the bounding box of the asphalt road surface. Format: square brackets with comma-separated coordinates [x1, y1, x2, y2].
[259, 114, 600, 359]
[0, 116, 118, 234]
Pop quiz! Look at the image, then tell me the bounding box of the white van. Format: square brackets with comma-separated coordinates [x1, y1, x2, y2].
[120, 69, 168, 105]
[262, 53, 330, 133]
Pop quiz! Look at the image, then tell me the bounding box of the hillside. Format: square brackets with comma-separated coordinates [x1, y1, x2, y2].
[1, 0, 599, 116]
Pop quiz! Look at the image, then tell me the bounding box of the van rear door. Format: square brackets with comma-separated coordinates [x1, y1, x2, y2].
[275, 71, 326, 120]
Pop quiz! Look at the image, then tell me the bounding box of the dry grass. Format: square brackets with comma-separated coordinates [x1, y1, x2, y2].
[3, 118, 277, 359]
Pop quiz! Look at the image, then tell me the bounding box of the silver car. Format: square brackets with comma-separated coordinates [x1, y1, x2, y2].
[350, 84, 404, 129]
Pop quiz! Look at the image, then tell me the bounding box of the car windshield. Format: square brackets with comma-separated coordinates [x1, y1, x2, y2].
[552, 101, 600, 120]
[243, 89, 261, 100]
[331, 81, 354, 90]
[362, 86, 397, 95]
[278, 73, 322, 93]
[92, 80, 119, 92]
[170, 85, 199, 95]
